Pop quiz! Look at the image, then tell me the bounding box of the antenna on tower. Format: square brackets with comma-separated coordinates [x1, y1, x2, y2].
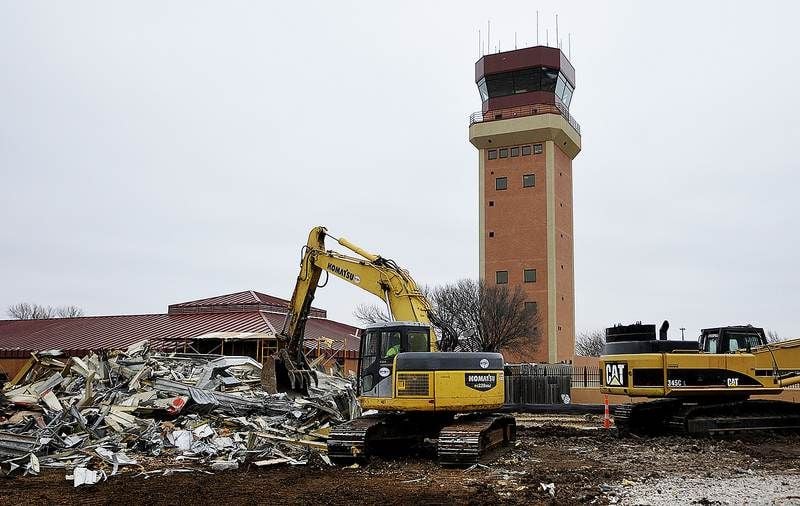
[546, 29, 549, 47]
[514, 32, 517, 50]
[568, 33, 572, 59]
[478, 29, 482, 58]
[556, 14, 559, 50]
[536, 11, 539, 45]
[487, 20, 491, 55]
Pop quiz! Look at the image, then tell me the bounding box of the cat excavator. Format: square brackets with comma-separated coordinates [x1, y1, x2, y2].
[262, 226, 515, 465]
[600, 321, 800, 434]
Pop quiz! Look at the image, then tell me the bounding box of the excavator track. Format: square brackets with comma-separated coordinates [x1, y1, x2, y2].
[437, 414, 516, 466]
[327, 415, 385, 465]
[615, 399, 800, 436]
[327, 414, 430, 465]
[673, 400, 800, 434]
[613, 399, 680, 435]
[328, 413, 516, 466]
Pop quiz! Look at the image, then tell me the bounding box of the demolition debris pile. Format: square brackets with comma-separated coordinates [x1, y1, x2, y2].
[0, 342, 359, 486]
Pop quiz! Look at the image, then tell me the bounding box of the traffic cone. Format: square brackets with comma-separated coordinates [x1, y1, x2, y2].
[603, 394, 611, 429]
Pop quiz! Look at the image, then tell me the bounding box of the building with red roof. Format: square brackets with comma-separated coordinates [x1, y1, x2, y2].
[0, 290, 361, 381]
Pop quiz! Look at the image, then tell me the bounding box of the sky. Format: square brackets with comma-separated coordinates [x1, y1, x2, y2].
[1, 1, 799, 341]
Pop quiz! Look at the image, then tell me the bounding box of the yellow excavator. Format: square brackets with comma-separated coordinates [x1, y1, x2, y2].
[263, 226, 515, 465]
[600, 322, 800, 434]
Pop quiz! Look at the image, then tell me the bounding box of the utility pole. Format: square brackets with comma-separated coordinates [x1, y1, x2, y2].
[680, 327, 686, 340]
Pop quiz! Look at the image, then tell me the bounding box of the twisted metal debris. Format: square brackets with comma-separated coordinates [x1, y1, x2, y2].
[0, 341, 359, 486]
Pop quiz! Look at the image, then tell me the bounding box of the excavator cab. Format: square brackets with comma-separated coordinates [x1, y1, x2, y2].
[358, 322, 432, 397]
[699, 326, 766, 354]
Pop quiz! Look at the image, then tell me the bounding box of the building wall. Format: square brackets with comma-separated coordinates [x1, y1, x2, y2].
[473, 119, 580, 363]
[483, 142, 550, 362]
[553, 144, 576, 362]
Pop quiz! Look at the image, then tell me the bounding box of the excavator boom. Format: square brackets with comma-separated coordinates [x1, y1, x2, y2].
[262, 226, 434, 395]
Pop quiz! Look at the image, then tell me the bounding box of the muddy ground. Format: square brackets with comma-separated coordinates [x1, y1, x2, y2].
[2, 415, 800, 505]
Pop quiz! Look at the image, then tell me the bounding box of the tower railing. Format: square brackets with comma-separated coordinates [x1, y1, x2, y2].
[469, 102, 581, 135]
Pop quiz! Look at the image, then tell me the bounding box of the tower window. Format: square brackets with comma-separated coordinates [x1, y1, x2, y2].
[495, 177, 508, 190]
[523, 174, 535, 188]
[510, 146, 520, 157]
[523, 269, 537, 283]
[524, 301, 538, 315]
[495, 271, 508, 284]
[488, 149, 498, 160]
[499, 148, 509, 158]
[489, 231, 494, 238]
[521, 145, 532, 156]
[533, 144, 543, 154]
[488, 201, 494, 207]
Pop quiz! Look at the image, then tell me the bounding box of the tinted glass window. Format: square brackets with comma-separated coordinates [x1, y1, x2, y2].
[524, 268, 537, 282]
[533, 143, 543, 154]
[482, 67, 560, 98]
[541, 68, 558, 91]
[495, 177, 508, 190]
[488, 149, 497, 160]
[521, 145, 532, 156]
[499, 148, 509, 158]
[486, 73, 515, 97]
[478, 78, 489, 102]
[728, 333, 762, 352]
[406, 331, 430, 352]
[381, 331, 401, 357]
[523, 174, 535, 188]
[495, 271, 508, 284]
[524, 301, 538, 315]
[363, 331, 380, 356]
[510, 146, 519, 157]
[555, 75, 566, 100]
[562, 84, 573, 107]
[513, 68, 540, 93]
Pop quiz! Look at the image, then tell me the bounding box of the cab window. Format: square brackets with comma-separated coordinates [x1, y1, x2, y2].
[363, 331, 380, 356]
[706, 336, 718, 353]
[406, 331, 430, 352]
[381, 331, 401, 357]
[728, 333, 761, 352]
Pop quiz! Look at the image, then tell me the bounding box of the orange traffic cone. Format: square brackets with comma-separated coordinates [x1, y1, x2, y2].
[603, 394, 611, 429]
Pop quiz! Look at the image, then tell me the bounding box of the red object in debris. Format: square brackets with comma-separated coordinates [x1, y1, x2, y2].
[167, 397, 187, 415]
[603, 394, 611, 429]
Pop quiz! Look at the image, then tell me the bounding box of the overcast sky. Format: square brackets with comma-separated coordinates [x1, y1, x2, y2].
[2, 1, 799, 341]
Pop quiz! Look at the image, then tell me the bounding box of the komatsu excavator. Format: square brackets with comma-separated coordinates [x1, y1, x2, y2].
[600, 322, 800, 434]
[263, 226, 515, 465]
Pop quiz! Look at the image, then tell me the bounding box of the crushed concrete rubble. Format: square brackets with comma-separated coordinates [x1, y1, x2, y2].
[0, 341, 359, 486]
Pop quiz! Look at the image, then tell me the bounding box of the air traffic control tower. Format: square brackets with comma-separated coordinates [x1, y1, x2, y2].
[469, 46, 581, 363]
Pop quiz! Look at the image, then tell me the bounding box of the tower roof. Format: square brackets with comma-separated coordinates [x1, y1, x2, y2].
[474, 46, 576, 115]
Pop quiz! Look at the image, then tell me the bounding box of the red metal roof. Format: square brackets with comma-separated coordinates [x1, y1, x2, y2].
[0, 290, 359, 358]
[168, 290, 326, 318]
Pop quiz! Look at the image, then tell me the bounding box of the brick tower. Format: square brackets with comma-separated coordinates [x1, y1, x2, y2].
[468, 46, 581, 363]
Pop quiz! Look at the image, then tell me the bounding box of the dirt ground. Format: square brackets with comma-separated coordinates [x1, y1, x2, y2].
[3, 414, 800, 505]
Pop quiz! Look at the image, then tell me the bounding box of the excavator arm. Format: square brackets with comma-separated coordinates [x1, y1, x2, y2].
[262, 226, 435, 394]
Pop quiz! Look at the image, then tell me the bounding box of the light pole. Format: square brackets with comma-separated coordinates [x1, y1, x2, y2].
[680, 327, 686, 341]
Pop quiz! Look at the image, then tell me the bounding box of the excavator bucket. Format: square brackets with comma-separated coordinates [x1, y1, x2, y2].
[261, 348, 318, 397]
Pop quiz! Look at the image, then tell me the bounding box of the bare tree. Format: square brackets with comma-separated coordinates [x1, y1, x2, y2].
[55, 305, 85, 318]
[7, 302, 85, 320]
[350, 279, 541, 354]
[575, 329, 606, 357]
[429, 279, 541, 353]
[767, 330, 782, 344]
[352, 303, 389, 325]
